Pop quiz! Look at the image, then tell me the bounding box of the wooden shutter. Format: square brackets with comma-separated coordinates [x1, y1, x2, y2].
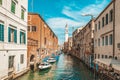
[1, 24, 4, 41]
[8, 27, 11, 42]
[24, 33, 26, 44]
[14, 29, 17, 43]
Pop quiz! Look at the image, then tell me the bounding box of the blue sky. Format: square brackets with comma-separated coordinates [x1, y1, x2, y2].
[28, 0, 111, 44]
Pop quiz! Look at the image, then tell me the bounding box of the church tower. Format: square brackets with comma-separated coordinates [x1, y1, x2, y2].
[65, 24, 68, 42]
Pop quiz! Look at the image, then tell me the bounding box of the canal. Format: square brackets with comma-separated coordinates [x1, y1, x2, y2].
[16, 54, 98, 80]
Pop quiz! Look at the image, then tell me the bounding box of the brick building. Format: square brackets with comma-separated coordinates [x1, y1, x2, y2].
[27, 13, 58, 67]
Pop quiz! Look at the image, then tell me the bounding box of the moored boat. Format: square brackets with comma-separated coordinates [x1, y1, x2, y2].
[47, 58, 56, 63]
[38, 62, 51, 70]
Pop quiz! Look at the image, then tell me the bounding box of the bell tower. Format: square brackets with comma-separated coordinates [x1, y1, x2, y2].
[65, 24, 68, 42]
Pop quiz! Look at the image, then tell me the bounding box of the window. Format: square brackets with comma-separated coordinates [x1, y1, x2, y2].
[0, 23, 4, 41]
[11, 1, 16, 13]
[109, 34, 113, 45]
[102, 55, 104, 59]
[20, 54, 24, 64]
[95, 39, 97, 47]
[98, 38, 100, 46]
[8, 56, 14, 69]
[98, 54, 100, 59]
[28, 26, 30, 31]
[98, 21, 100, 30]
[21, 9, 25, 20]
[109, 9, 113, 22]
[44, 37, 47, 45]
[102, 37, 104, 46]
[106, 13, 108, 25]
[32, 26, 36, 32]
[105, 36, 108, 45]
[20, 31, 26, 44]
[95, 24, 97, 32]
[102, 17, 104, 27]
[0, 0, 2, 5]
[95, 54, 96, 59]
[105, 55, 107, 59]
[8, 27, 17, 43]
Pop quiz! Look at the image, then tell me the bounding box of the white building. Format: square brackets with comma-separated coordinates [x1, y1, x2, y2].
[0, 0, 28, 79]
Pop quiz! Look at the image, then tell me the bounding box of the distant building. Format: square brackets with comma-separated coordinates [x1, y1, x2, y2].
[0, 0, 28, 79]
[68, 37, 72, 54]
[72, 27, 83, 57]
[63, 42, 69, 53]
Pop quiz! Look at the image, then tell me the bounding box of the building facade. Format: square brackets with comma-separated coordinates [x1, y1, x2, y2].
[68, 37, 72, 54]
[72, 19, 94, 67]
[72, 27, 82, 57]
[63, 37, 72, 54]
[28, 13, 58, 64]
[81, 19, 94, 67]
[0, 0, 28, 79]
[114, 0, 120, 59]
[94, 1, 114, 59]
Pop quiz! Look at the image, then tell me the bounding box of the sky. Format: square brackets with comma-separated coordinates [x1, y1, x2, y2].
[28, 0, 111, 44]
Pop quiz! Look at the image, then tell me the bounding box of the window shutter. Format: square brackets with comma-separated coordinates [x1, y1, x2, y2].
[0, 24, 2, 41]
[20, 31, 21, 44]
[0, 0, 2, 5]
[14, 29, 17, 43]
[8, 27, 11, 42]
[2, 25, 4, 41]
[24, 33, 26, 44]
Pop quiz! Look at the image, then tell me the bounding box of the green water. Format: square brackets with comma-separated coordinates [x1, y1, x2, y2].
[16, 54, 98, 80]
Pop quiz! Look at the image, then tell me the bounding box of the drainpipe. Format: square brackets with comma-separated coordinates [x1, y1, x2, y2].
[113, 0, 115, 58]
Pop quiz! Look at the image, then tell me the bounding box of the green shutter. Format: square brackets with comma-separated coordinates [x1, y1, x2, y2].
[0, 24, 2, 41]
[2, 25, 4, 41]
[14, 29, 17, 43]
[20, 31, 21, 44]
[8, 27, 11, 42]
[11, 1, 15, 13]
[21, 9, 24, 20]
[0, 0, 2, 5]
[24, 33, 26, 44]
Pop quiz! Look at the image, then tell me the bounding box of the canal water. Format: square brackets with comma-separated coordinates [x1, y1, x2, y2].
[16, 54, 98, 80]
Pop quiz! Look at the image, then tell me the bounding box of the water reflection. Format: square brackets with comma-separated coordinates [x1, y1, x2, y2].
[16, 54, 97, 80]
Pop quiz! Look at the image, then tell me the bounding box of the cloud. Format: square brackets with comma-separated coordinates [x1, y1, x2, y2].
[62, 0, 110, 21]
[47, 17, 85, 29]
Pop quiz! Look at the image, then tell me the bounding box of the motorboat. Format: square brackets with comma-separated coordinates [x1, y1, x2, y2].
[38, 62, 51, 70]
[47, 57, 56, 63]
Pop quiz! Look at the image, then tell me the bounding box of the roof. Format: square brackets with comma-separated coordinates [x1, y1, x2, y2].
[28, 12, 58, 39]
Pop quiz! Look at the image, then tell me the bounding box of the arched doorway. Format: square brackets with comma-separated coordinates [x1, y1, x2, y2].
[30, 54, 35, 71]
[30, 54, 34, 62]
